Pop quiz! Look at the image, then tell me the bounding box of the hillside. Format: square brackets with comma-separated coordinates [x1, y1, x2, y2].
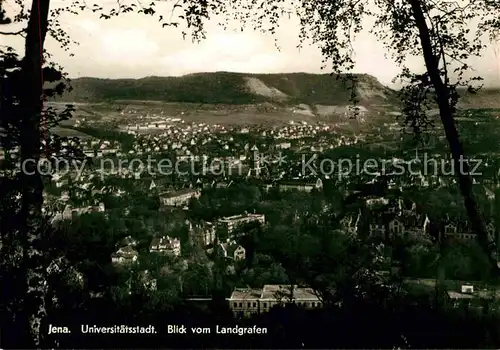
[58, 72, 397, 106]
[459, 89, 500, 109]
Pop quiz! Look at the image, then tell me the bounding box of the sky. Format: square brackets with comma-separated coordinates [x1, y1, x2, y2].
[1, 0, 500, 88]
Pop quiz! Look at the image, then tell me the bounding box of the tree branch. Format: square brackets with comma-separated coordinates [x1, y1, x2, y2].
[0, 29, 26, 36]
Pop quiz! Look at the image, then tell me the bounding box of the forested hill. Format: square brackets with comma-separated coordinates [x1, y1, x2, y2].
[57, 72, 398, 106]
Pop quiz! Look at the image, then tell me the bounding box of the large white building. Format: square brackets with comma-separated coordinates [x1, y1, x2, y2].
[277, 178, 323, 193]
[218, 213, 266, 234]
[160, 189, 201, 207]
[228, 285, 322, 318]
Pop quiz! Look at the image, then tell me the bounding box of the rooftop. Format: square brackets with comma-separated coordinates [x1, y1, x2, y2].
[160, 188, 198, 198]
[278, 179, 321, 186]
[150, 236, 180, 248]
[112, 245, 138, 257]
[447, 291, 474, 299]
[292, 287, 319, 300]
[229, 288, 262, 300]
[220, 213, 265, 222]
[229, 285, 321, 301]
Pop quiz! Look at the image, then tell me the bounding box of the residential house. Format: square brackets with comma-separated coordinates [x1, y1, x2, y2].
[366, 203, 485, 243]
[216, 240, 246, 261]
[111, 246, 139, 265]
[149, 236, 181, 256]
[443, 220, 477, 241]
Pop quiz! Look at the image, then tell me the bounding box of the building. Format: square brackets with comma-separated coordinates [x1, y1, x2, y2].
[444, 283, 500, 309]
[188, 220, 216, 247]
[228, 284, 322, 318]
[260, 284, 320, 311]
[461, 284, 474, 294]
[229, 288, 262, 318]
[216, 240, 246, 260]
[51, 202, 105, 225]
[247, 145, 262, 178]
[365, 207, 491, 243]
[112, 235, 139, 265]
[149, 236, 181, 256]
[277, 178, 323, 193]
[111, 246, 139, 265]
[218, 213, 266, 235]
[276, 142, 291, 150]
[443, 222, 478, 241]
[159, 189, 200, 207]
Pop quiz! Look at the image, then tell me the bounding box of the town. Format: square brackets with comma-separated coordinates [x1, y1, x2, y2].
[2, 103, 499, 321]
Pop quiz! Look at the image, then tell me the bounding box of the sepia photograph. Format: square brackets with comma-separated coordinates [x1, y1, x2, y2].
[1, 0, 500, 348]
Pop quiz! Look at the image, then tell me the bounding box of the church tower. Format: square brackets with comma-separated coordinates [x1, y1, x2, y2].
[247, 145, 261, 178]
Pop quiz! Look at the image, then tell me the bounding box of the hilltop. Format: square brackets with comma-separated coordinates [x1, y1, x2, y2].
[52, 72, 500, 128]
[58, 72, 397, 106]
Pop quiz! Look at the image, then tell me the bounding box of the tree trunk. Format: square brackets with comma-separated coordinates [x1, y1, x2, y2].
[409, 0, 500, 276]
[19, 0, 50, 347]
[435, 231, 446, 308]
